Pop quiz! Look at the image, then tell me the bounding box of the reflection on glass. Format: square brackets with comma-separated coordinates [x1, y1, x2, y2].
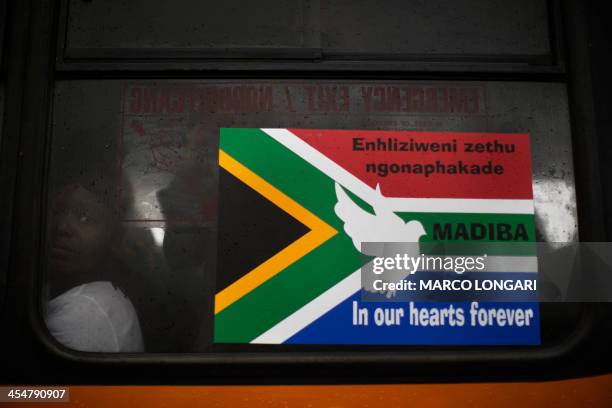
[48, 80, 578, 352]
[45, 184, 144, 352]
[533, 178, 578, 242]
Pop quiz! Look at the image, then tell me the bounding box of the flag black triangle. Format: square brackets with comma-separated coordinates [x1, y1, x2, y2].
[216, 167, 310, 292]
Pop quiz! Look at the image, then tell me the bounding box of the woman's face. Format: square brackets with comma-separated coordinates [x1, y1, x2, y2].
[48, 185, 114, 275]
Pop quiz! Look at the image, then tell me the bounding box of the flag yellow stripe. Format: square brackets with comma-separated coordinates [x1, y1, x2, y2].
[215, 149, 337, 314]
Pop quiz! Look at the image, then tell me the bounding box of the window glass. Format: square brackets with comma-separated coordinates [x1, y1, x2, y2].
[64, 0, 550, 61]
[322, 0, 550, 58]
[46, 80, 576, 352]
[66, 0, 319, 56]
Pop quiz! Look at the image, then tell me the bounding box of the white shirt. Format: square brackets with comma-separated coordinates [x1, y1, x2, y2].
[45, 281, 144, 352]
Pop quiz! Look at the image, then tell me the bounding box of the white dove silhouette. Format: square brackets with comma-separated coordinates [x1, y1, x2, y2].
[334, 182, 426, 298]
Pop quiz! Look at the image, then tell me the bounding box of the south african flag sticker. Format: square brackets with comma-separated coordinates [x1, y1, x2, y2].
[214, 128, 540, 345]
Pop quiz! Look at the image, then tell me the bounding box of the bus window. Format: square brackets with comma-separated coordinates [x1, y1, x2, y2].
[322, 0, 550, 60]
[62, 0, 551, 65]
[64, 0, 319, 59]
[43, 79, 576, 353]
